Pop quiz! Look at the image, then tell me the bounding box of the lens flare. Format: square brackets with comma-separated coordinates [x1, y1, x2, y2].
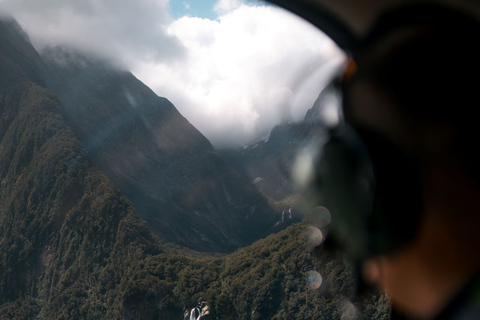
[341, 301, 358, 320]
[308, 206, 331, 227]
[306, 270, 323, 290]
[293, 150, 316, 190]
[306, 226, 324, 250]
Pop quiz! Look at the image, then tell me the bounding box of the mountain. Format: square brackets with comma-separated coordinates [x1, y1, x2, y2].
[0, 17, 389, 319]
[35, 45, 278, 253]
[0, 17, 174, 318]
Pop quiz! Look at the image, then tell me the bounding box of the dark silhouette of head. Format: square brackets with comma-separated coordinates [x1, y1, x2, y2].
[340, 4, 480, 318]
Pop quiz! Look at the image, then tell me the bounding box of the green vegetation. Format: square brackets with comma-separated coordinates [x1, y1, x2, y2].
[0, 18, 389, 319]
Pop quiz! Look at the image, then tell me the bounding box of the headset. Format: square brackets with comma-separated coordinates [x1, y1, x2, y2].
[306, 122, 422, 262]
[303, 3, 480, 263]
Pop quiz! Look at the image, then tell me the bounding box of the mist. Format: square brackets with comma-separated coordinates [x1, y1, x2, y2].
[0, 0, 344, 147]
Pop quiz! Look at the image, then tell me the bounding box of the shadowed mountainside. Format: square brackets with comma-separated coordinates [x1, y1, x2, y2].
[38, 46, 279, 252]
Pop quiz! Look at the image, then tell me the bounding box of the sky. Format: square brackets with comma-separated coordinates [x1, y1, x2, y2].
[0, 0, 344, 147]
[170, 0, 264, 20]
[170, 0, 219, 20]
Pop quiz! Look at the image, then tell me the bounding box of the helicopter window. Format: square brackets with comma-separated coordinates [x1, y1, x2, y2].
[0, 0, 393, 319]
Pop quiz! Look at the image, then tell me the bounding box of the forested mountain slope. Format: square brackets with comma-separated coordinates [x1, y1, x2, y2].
[0, 17, 171, 318]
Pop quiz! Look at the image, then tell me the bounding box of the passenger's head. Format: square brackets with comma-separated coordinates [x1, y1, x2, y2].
[342, 4, 480, 317]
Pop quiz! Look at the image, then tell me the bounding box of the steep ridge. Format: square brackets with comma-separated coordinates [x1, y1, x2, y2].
[0, 17, 46, 86]
[38, 47, 277, 252]
[0, 18, 175, 318]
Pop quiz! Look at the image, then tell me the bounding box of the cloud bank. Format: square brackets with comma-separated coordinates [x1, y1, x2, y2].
[0, 0, 344, 147]
[0, 0, 185, 65]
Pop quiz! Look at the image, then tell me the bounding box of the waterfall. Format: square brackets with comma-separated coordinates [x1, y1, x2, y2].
[185, 301, 209, 320]
[190, 307, 200, 320]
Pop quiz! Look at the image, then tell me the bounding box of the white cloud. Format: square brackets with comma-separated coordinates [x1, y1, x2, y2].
[0, 0, 344, 147]
[0, 0, 185, 66]
[183, 2, 191, 10]
[133, 3, 344, 146]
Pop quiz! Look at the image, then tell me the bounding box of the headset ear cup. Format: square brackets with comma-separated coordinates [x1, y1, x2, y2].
[309, 125, 376, 261]
[310, 124, 423, 260]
